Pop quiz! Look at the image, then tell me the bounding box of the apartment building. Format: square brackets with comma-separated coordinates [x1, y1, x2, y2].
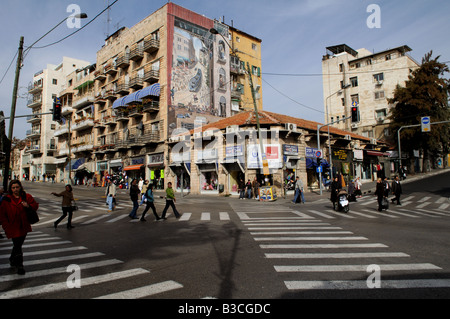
[24, 57, 90, 181]
[322, 44, 419, 138]
[61, 3, 263, 186]
[322, 44, 419, 179]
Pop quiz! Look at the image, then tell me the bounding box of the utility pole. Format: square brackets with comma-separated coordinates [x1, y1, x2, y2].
[3, 36, 24, 190]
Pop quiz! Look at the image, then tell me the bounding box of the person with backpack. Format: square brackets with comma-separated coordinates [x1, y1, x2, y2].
[140, 185, 161, 222]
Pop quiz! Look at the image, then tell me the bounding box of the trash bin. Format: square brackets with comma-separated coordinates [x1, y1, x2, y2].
[219, 184, 224, 193]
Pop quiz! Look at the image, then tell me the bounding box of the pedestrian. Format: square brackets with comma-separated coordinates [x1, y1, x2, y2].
[160, 182, 181, 219]
[245, 179, 252, 199]
[52, 184, 75, 229]
[330, 176, 341, 207]
[140, 185, 161, 221]
[0, 186, 4, 239]
[292, 176, 305, 204]
[141, 180, 149, 200]
[105, 179, 117, 212]
[252, 177, 260, 200]
[391, 175, 402, 205]
[238, 178, 245, 199]
[354, 177, 362, 197]
[129, 178, 140, 219]
[375, 177, 385, 212]
[0, 180, 39, 275]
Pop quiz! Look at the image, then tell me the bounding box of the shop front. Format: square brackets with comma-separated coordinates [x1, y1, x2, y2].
[147, 153, 165, 190]
[222, 145, 245, 195]
[246, 144, 282, 193]
[196, 149, 219, 194]
[123, 157, 145, 183]
[169, 151, 190, 193]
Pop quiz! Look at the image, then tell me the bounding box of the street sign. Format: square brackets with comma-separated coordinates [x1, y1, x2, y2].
[421, 116, 431, 132]
[352, 101, 358, 107]
[316, 166, 323, 173]
[315, 150, 322, 158]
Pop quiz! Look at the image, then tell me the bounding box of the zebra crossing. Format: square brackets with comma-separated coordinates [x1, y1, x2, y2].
[34, 199, 234, 227]
[238, 211, 450, 292]
[0, 231, 184, 299]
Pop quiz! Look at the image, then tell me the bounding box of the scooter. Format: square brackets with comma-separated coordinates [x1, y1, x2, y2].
[334, 190, 349, 213]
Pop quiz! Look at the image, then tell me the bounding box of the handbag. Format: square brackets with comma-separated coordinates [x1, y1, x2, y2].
[25, 207, 39, 224]
[71, 200, 78, 211]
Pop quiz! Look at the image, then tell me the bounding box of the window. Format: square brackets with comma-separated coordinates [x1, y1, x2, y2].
[376, 109, 387, 118]
[252, 66, 261, 76]
[339, 63, 344, 72]
[52, 79, 58, 85]
[373, 73, 384, 82]
[375, 91, 385, 100]
[252, 43, 257, 51]
[341, 98, 345, 106]
[351, 94, 359, 105]
[350, 77, 358, 87]
[385, 54, 391, 61]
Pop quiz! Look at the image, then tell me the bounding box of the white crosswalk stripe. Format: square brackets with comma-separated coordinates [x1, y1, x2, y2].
[238, 210, 445, 292]
[0, 231, 184, 299]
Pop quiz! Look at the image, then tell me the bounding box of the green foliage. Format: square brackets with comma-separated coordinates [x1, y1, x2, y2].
[388, 51, 450, 163]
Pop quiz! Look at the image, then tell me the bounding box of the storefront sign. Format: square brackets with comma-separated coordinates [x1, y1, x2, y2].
[225, 145, 244, 157]
[305, 147, 320, 158]
[332, 149, 349, 161]
[247, 144, 282, 169]
[353, 149, 364, 161]
[148, 153, 164, 165]
[283, 144, 298, 156]
[131, 157, 145, 165]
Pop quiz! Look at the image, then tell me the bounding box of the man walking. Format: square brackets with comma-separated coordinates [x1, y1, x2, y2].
[105, 179, 117, 212]
[129, 179, 140, 219]
[391, 175, 402, 205]
[160, 182, 181, 219]
[292, 176, 305, 204]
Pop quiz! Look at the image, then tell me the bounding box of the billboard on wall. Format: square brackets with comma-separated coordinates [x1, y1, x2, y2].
[168, 19, 231, 136]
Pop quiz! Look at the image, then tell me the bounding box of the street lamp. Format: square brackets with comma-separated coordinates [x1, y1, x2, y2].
[2, 13, 87, 189]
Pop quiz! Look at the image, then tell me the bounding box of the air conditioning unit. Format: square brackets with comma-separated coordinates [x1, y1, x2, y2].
[351, 123, 358, 129]
[226, 125, 239, 134]
[285, 123, 297, 131]
[377, 116, 385, 122]
[376, 80, 383, 86]
[203, 130, 214, 138]
[169, 135, 182, 143]
[370, 138, 377, 144]
[193, 132, 202, 139]
[344, 135, 351, 140]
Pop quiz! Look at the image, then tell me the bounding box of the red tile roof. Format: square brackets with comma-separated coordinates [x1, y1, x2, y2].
[187, 110, 371, 142]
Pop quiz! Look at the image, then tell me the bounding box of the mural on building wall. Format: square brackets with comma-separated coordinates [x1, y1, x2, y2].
[168, 20, 231, 137]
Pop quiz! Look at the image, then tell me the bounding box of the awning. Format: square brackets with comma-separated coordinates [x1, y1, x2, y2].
[112, 96, 127, 108]
[123, 164, 144, 171]
[366, 150, 389, 157]
[124, 90, 142, 105]
[54, 158, 67, 164]
[139, 83, 160, 97]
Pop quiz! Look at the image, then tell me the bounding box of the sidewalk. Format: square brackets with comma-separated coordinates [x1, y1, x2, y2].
[303, 167, 450, 203]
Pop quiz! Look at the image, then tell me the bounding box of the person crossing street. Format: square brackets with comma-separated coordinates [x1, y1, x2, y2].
[160, 182, 181, 220]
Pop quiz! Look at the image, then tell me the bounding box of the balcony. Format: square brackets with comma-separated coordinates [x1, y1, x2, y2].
[94, 68, 106, 81]
[143, 69, 159, 83]
[129, 76, 144, 89]
[72, 118, 94, 131]
[104, 89, 116, 100]
[27, 114, 42, 123]
[27, 97, 42, 108]
[26, 129, 41, 138]
[28, 145, 41, 154]
[115, 111, 129, 122]
[72, 93, 95, 109]
[143, 100, 160, 113]
[115, 83, 130, 95]
[144, 38, 160, 54]
[129, 45, 144, 61]
[62, 105, 74, 115]
[54, 126, 69, 137]
[128, 107, 144, 118]
[116, 54, 130, 68]
[28, 82, 43, 93]
[104, 116, 117, 126]
[104, 63, 117, 76]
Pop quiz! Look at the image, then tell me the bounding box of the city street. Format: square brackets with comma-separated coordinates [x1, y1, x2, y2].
[1, 170, 450, 301]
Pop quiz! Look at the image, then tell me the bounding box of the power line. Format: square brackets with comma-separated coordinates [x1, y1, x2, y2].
[0, 49, 19, 87]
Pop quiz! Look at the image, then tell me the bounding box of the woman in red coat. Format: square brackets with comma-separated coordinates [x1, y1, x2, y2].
[0, 180, 39, 275]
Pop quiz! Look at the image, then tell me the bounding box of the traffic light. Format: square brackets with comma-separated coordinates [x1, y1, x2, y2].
[53, 98, 62, 122]
[351, 106, 359, 123]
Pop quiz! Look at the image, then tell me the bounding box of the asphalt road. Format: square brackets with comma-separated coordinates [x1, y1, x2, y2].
[1, 171, 450, 305]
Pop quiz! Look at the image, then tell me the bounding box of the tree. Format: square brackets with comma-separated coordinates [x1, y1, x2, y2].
[388, 51, 450, 171]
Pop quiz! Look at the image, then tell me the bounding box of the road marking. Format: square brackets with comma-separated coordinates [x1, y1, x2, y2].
[284, 279, 450, 290]
[347, 210, 378, 219]
[265, 252, 409, 259]
[0, 268, 150, 299]
[326, 210, 356, 219]
[361, 209, 399, 218]
[398, 209, 440, 218]
[82, 214, 111, 224]
[0, 241, 72, 251]
[402, 196, 415, 202]
[178, 213, 192, 221]
[0, 246, 88, 259]
[201, 212, 210, 221]
[251, 231, 353, 236]
[416, 202, 431, 209]
[94, 280, 183, 299]
[220, 212, 230, 220]
[260, 243, 387, 249]
[275, 263, 441, 272]
[307, 210, 335, 219]
[418, 196, 432, 203]
[248, 227, 342, 231]
[253, 236, 368, 241]
[107, 214, 130, 223]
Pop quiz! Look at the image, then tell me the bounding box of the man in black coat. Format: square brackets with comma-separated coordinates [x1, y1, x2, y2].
[391, 175, 402, 205]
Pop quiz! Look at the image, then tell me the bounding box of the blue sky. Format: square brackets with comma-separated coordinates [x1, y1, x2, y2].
[1, 0, 449, 139]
